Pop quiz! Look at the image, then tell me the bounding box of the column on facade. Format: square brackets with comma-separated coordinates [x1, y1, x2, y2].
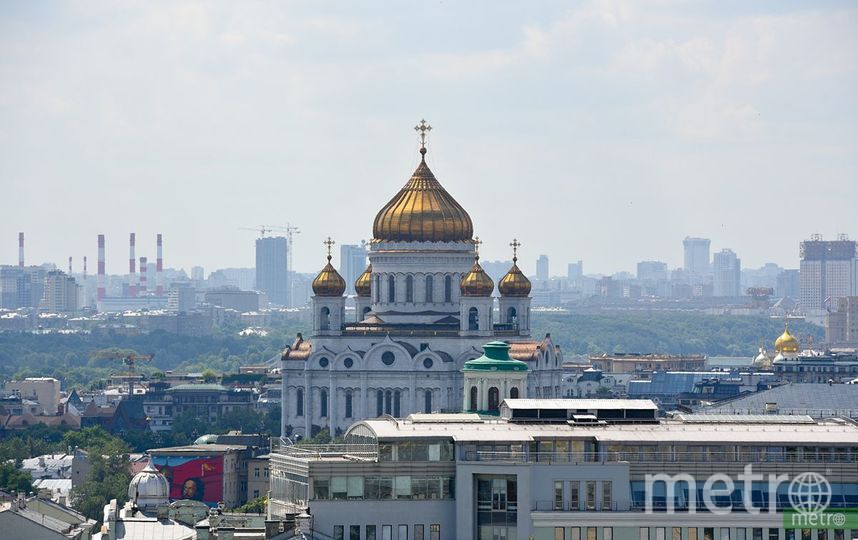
[304, 372, 312, 436]
[329, 373, 336, 435]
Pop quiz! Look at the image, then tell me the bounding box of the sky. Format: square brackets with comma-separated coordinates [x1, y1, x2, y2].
[1, 1, 856, 277]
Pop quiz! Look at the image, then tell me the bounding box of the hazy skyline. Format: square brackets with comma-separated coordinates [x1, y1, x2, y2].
[2, 1, 856, 276]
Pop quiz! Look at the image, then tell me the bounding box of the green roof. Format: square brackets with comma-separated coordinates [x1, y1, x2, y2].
[166, 383, 228, 392]
[463, 341, 529, 372]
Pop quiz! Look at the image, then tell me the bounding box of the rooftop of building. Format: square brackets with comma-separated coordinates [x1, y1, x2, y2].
[147, 444, 248, 455]
[698, 382, 858, 417]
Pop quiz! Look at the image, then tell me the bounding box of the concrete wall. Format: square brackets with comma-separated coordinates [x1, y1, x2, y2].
[309, 499, 455, 540]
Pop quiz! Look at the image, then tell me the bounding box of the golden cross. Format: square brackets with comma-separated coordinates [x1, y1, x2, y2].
[474, 236, 483, 258]
[323, 237, 335, 260]
[414, 119, 432, 153]
[510, 238, 521, 262]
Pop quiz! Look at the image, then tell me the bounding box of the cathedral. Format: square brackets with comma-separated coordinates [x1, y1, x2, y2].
[280, 121, 564, 438]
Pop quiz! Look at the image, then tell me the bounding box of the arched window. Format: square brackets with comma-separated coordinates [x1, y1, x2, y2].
[468, 307, 479, 331]
[425, 275, 434, 303]
[296, 388, 304, 417]
[320, 389, 328, 418]
[393, 390, 401, 417]
[376, 390, 384, 416]
[444, 275, 452, 302]
[488, 387, 500, 411]
[388, 275, 396, 303]
[510, 387, 519, 399]
[507, 307, 517, 324]
[469, 386, 478, 411]
[424, 390, 432, 414]
[345, 391, 353, 419]
[385, 390, 392, 415]
[405, 275, 414, 302]
[374, 275, 381, 302]
[319, 307, 330, 331]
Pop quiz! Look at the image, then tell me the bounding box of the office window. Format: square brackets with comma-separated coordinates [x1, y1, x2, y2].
[588, 528, 597, 540]
[721, 529, 730, 540]
[673, 528, 682, 540]
[414, 524, 424, 540]
[705, 528, 715, 540]
[819, 532, 828, 540]
[689, 530, 698, 540]
[554, 481, 564, 510]
[586, 481, 597, 510]
[334, 526, 344, 540]
[754, 530, 763, 540]
[382, 525, 392, 540]
[430, 525, 440, 540]
[605, 529, 613, 540]
[366, 525, 377, 540]
[784, 531, 794, 540]
[769, 530, 779, 540]
[602, 481, 612, 510]
[641, 529, 650, 540]
[801, 531, 811, 540]
[399, 525, 408, 539]
[350, 525, 360, 540]
[657, 529, 666, 540]
[556, 528, 566, 540]
[570, 528, 581, 540]
[570, 480, 580, 511]
[833, 532, 843, 540]
[737, 530, 746, 540]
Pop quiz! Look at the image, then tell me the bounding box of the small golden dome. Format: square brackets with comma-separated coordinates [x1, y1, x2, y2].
[460, 256, 494, 297]
[354, 264, 372, 297]
[774, 324, 799, 353]
[372, 149, 473, 243]
[312, 254, 346, 297]
[499, 261, 531, 297]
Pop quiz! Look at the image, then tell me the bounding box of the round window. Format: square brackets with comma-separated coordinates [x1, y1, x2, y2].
[381, 352, 395, 366]
[423, 358, 434, 369]
[319, 357, 329, 368]
[344, 358, 354, 369]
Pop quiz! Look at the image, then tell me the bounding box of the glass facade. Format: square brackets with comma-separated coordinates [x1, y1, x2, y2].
[477, 475, 517, 540]
[313, 475, 454, 500]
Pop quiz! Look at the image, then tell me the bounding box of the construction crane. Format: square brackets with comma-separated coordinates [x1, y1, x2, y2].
[90, 350, 153, 397]
[240, 223, 301, 306]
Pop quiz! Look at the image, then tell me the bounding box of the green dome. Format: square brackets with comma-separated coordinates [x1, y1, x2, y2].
[463, 341, 529, 372]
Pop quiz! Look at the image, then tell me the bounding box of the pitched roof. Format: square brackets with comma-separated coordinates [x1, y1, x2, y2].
[700, 383, 858, 418]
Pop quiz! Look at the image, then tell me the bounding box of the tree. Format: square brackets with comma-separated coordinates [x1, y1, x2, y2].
[171, 412, 209, 440]
[0, 461, 33, 493]
[201, 368, 219, 383]
[234, 496, 267, 513]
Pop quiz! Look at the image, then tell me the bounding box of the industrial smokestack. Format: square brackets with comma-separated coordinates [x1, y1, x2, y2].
[139, 256, 148, 295]
[97, 235, 106, 301]
[83, 256, 87, 279]
[18, 232, 24, 268]
[68, 256, 72, 275]
[128, 233, 137, 297]
[156, 234, 163, 296]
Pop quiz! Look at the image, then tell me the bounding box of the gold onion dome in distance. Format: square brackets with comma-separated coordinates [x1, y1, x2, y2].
[354, 264, 372, 297]
[312, 239, 346, 297]
[372, 136, 474, 243]
[460, 254, 494, 297]
[499, 239, 531, 297]
[774, 324, 799, 353]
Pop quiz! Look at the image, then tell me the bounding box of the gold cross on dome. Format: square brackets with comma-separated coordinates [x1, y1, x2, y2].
[474, 237, 483, 257]
[414, 119, 432, 151]
[510, 238, 521, 261]
[323, 237, 335, 260]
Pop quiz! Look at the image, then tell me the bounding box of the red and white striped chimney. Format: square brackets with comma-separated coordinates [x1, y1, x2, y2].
[139, 256, 148, 295]
[128, 233, 137, 297]
[156, 233, 163, 296]
[18, 232, 24, 268]
[83, 256, 88, 279]
[68, 256, 72, 275]
[97, 235, 106, 301]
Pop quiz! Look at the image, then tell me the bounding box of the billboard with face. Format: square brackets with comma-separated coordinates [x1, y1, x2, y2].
[151, 455, 224, 506]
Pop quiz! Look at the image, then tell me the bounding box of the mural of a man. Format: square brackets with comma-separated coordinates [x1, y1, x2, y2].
[182, 477, 205, 501]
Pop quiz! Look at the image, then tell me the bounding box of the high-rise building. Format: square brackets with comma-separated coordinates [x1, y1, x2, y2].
[712, 249, 741, 297]
[41, 270, 79, 312]
[339, 242, 368, 296]
[826, 296, 858, 346]
[636, 260, 668, 282]
[167, 282, 196, 313]
[536, 254, 549, 281]
[567, 260, 583, 281]
[255, 236, 289, 306]
[799, 235, 857, 313]
[0, 265, 47, 309]
[775, 269, 800, 299]
[682, 237, 711, 276]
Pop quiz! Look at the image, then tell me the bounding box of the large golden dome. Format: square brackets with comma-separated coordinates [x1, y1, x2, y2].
[372, 149, 473, 243]
[460, 256, 494, 297]
[312, 255, 346, 297]
[354, 263, 372, 297]
[774, 324, 799, 353]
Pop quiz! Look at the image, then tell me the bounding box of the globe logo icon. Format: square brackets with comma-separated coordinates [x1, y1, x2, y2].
[788, 472, 831, 514]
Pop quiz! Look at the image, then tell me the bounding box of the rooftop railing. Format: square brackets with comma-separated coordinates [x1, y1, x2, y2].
[271, 438, 378, 461]
[463, 450, 858, 464]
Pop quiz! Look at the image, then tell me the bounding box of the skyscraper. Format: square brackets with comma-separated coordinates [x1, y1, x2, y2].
[567, 260, 583, 281]
[636, 260, 668, 282]
[712, 249, 741, 297]
[683, 237, 711, 276]
[339, 242, 368, 296]
[536, 254, 549, 281]
[255, 236, 289, 306]
[42, 270, 79, 312]
[800, 235, 857, 313]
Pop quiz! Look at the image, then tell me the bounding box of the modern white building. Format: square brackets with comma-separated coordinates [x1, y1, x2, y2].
[683, 237, 711, 279]
[800, 236, 857, 316]
[713, 249, 741, 297]
[280, 127, 563, 439]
